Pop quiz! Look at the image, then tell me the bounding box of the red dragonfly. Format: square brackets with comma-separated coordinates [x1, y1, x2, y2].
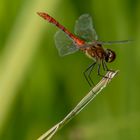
[37, 12, 130, 86]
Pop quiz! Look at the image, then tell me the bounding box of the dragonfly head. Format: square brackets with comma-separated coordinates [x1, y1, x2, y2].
[105, 49, 116, 63]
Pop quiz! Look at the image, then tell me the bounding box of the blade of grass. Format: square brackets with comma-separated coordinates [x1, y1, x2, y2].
[37, 70, 118, 140]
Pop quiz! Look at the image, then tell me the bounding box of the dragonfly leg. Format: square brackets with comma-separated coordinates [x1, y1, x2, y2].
[97, 62, 108, 78]
[102, 60, 106, 71]
[83, 62, 96, 87]
[87, 62, 96, 85]
[102, 60, 109, 71]
[102, 61, 115, 73]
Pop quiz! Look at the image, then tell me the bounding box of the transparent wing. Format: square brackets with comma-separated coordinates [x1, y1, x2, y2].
[54, 30, 78, 56]
[99, 40, 132, 45]
[74, 14, 98, 42]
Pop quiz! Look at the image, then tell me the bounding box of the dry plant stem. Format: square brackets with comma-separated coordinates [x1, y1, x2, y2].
[37, 70, 119, 140]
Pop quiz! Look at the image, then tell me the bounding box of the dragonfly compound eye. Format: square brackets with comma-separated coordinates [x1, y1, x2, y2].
[105, 49, 116, 63]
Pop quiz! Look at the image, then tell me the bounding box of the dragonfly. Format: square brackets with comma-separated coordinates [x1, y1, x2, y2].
[37, 12, 130, 86]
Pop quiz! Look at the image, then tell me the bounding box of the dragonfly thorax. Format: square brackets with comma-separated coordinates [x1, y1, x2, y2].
[85, 44, 105, 61]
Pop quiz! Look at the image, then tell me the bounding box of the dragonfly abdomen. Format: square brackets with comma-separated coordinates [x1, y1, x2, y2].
[37, 12, 85, 46]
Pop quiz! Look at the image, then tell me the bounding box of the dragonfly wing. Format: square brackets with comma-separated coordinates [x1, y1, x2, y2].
[54, 30, 78, 56]
[74, 14, 98, 42]
[100, 40, 132, 45]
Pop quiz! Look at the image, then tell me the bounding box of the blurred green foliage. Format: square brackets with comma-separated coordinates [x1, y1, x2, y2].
[0, 0, 140, 140]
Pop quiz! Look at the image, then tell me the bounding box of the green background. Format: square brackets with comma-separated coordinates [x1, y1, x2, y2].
[0, 0, 139, 140]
